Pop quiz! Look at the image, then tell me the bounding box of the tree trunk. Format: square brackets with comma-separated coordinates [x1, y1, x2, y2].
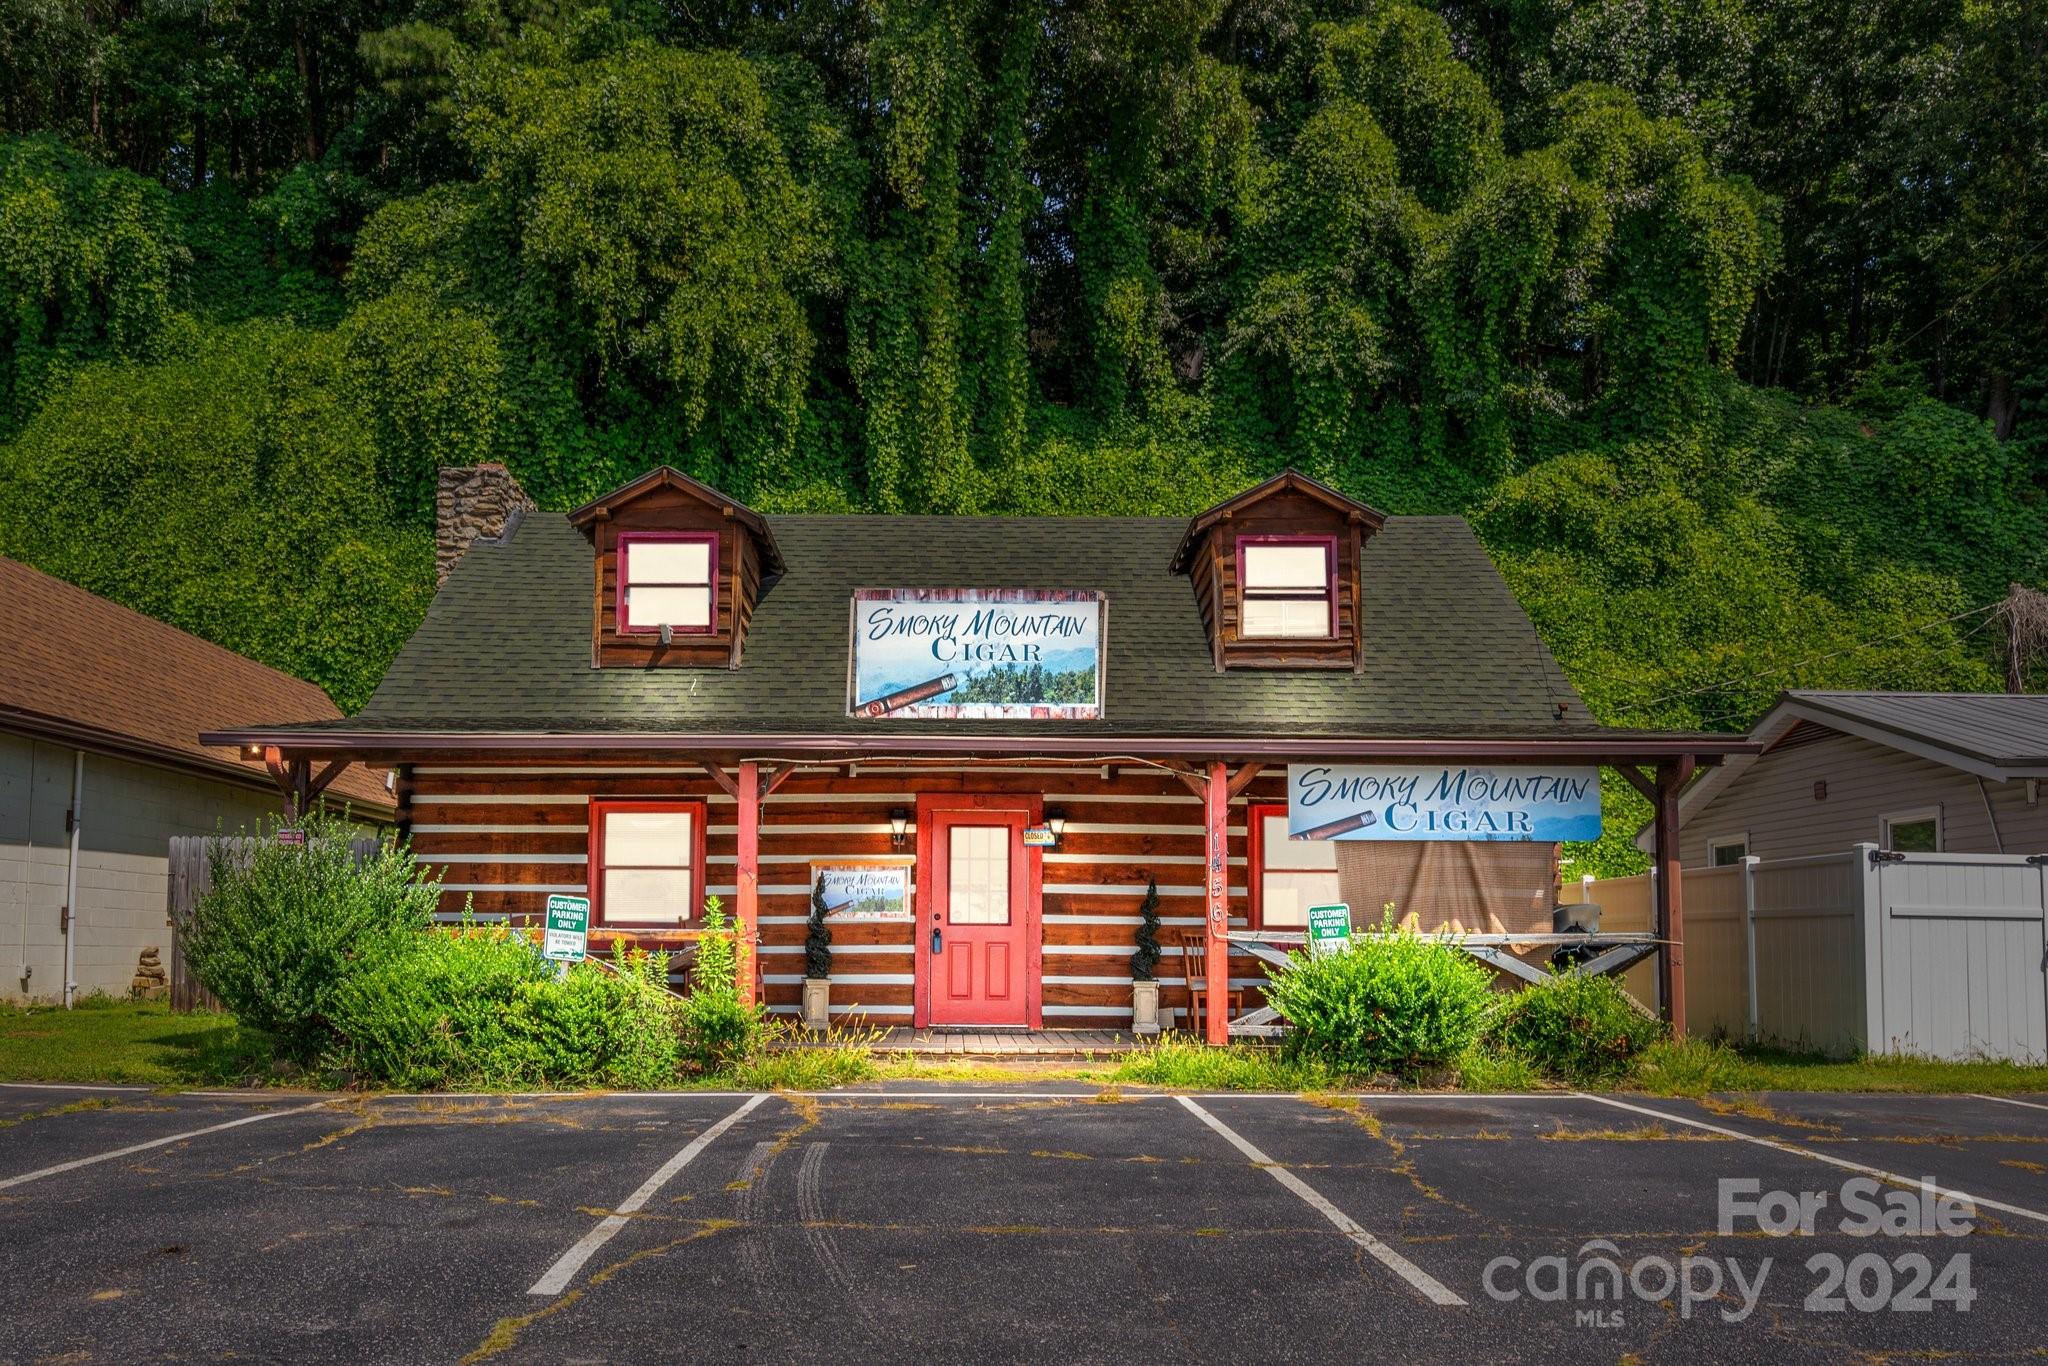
[1988, 371, 2019, 441]
[293, 20, 326, 162]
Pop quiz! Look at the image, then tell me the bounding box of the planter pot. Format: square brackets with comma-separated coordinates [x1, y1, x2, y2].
[801, 978, 831, 1032]
[1131, 980, 1161, 1035]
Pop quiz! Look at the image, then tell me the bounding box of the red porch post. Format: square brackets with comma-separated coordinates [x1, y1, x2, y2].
[1652, 757, 1694, 1036]
[736, 760, 761, 1004]
[1203, 760, 1230, 1045]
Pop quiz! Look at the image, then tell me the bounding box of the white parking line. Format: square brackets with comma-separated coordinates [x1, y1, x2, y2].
[0, 1101, 333, 1192]
[1972, 1093, 2048, 1114]
[1573, 1092, 2048, 1227]
[1175, 1095, 1466, 1306]
[528, 1093, 770, 1297]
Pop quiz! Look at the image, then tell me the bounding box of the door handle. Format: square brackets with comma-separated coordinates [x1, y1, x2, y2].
[931, 926, 943, 954]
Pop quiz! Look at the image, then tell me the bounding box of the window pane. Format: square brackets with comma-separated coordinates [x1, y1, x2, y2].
[1887, 818, 1938, 853]
[625, 585, 711, 629]
[629, 539, 712, 584]
[1261, 871, 1341, 928]
[1710, 841, 1747, 867]
[605, 868, 693, 924]
[1242, 596, 1330, 637]
[947, 825, 1011, 925]
[1263, 814, 1340, 870]
[605, 810, 693, 867]
[1243, 543, 1329, 589]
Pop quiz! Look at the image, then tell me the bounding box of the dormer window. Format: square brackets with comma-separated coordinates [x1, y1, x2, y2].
[1238, 536, 1335, 639]
[618, 532, 716, 634]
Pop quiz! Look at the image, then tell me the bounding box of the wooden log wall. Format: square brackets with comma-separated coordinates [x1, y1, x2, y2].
[405, 761, 1288, 1030]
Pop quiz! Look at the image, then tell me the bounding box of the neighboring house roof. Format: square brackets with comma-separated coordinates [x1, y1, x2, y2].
[1649, 690, 2048, 848]
[216, 511, 1733, 755]
[0, 557, 392, 812]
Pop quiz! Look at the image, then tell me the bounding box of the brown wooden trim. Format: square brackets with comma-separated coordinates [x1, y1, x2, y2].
[1225, 762, 1265, 799]
[1616, 765, 1659, 803]
[695, 761, 741, 800]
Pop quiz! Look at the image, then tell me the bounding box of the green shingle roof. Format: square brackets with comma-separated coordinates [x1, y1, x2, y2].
[260, 511, 1628, 741]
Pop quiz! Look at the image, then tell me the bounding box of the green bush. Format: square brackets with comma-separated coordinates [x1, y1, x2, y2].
[331, 926, 681, 1090]
[1487, 971, 1665, 1083]
[1263, 924, 1493, 1078]
[181, 815, 437, 1063]
[676, 900, 767, 1073]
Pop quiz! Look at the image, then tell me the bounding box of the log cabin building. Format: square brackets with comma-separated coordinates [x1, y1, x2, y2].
[208, 464, 1750, 1041]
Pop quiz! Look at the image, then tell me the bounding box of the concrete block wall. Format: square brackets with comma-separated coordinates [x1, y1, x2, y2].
[1, 735, 282, 1002]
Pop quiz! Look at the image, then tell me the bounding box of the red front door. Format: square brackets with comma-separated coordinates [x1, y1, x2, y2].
[923, 802, 1036, 1027]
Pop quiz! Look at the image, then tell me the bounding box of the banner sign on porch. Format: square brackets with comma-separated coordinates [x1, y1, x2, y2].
[811, 860, 913, 921]
[1306, 904, 1352, 956]
[1287, 764, 1602, 842]
[848, 588, 1104, 719]
[543, 894, 590, 962]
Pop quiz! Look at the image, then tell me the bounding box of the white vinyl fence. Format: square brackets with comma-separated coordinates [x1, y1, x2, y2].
[1570, 845, 2048, 1062]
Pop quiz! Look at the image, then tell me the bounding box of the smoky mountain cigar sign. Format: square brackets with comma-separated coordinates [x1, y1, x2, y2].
[849, 588, 1104, 719]
[1288, 763, 1602, 842]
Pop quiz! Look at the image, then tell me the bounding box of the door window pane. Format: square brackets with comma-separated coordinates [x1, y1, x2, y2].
[1260, 813, 1340, 927]
[948, 825, 1011, 925]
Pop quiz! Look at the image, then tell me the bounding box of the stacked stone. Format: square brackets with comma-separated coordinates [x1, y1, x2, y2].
[435, 463, 536, 586]
[132, 946, 169, 999]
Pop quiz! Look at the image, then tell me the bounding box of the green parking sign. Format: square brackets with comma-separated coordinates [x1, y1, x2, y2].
[543, 894, 590, 963]
[1306, 904, 1352, 957]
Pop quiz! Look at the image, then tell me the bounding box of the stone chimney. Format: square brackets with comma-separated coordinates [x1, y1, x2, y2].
[436, 463, 536, 587]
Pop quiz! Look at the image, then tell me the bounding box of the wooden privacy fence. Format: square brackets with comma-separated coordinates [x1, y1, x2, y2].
[1573, 846, 2048, 1061]
[166, 835, 381, 1012]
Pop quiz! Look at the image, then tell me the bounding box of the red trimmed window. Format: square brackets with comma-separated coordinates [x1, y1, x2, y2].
[1247, 801, 1340, 930]
[1236, 535, 1336, 639]
[589, 800, 706, 927]
[617, 532, 717, 634]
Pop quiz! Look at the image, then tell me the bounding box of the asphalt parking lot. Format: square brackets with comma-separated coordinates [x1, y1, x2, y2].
[3, 1083, 2046, 1363]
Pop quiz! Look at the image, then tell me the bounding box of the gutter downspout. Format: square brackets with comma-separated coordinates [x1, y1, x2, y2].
[1742, 854, 1760, 1044]
[1976, 777, 2006, 854]
[62, 750, 82, 1009]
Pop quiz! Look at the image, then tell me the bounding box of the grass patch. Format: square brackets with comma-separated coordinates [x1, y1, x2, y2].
[1454, 1043, 1544, 1092]
[1631, 1038, 2048, 1097]
[0, 999, 273, 1086]
[1108, 1035, 1338, 1091]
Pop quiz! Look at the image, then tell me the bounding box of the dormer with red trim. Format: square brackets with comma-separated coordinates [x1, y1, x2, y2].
[569, 467, 785, 669]
[1169, 469, 1386, 671]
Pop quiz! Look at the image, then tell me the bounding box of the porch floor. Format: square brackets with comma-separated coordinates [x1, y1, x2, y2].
[782, 1027, 1144, 1056]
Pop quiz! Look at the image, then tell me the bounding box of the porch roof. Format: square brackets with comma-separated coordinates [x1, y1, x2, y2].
[209, 510, 1748, 762]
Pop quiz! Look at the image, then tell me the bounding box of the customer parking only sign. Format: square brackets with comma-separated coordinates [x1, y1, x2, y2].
[543, 895, 590, 963]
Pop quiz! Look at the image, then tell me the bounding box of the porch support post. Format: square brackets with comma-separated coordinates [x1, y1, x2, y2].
[736, 760, 761, 1005]
[1203, 760, 1230, 1045]
[1652, 756, 1694, 1035]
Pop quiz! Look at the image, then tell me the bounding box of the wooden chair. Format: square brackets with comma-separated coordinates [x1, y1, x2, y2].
[1162, 927, 1242, 1033]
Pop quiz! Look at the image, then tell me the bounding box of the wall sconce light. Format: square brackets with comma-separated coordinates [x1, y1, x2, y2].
[1046, 810, 1067, 845]
[241, 744, 265, 761]
[889, 808, 910, 850]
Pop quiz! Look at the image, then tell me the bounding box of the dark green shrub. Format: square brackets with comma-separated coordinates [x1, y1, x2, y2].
[331, 927, 681, 1089]
[677, 899, 767, 1073]
[1130, 875, 1161, 982]
[1263, 924, 1493, 1077]
[1488, 970, 1666, 1083]
[804, 880, 833, 980]
[181, 815, 437, 1063]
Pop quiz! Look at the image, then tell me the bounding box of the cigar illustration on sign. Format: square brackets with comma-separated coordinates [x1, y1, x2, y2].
[1292, 810, 1377, 840]
[855, 673, 960, 719]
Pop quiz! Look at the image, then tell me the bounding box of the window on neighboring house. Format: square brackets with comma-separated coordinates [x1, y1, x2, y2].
[617, 532, 716, 634]
[1708, 836, 1749, 868]
[590, 800, 703, 925]
[1238, 537, 1336, 639]
[1249, 802, 1341, 929]
[1882, 808, 1941, 853]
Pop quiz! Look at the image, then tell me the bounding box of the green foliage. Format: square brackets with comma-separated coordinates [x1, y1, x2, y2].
[1130, 875, 1162, 983]
[181, 815, 437, 1065]
[676, 899, 768, 1073]
[804, 880, 833, 981]
[1263, 922, 1495, 1078]
[1110, 1036, 1334, 1092]
[0, 0, 2041, 746]
[332, 928, 681, 1090]
[1487, 971, 1667, 1083]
